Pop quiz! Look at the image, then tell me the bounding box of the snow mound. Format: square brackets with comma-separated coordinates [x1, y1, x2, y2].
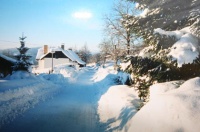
[150, 81, 183, 100]
[5, 71, 36, 80]
[129, 77, 200, 132]
[117, 71, 131, 85]
[92, 65, 117, 82]
[98, 85, 141, 131]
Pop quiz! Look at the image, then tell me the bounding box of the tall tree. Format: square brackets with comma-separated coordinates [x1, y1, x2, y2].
[122, 0, 200, 103]
[78, 43, 91, 64]
[104, 0, 136, 55]
[99, 39, 113, 65]
[13, 34, 32, 71]
[125, 0, 200, 46]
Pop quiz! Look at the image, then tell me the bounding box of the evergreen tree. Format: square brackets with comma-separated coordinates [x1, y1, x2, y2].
[13, 35, 32, 71]
[125, 0, 200, 45]
[120, 0, 200, 105]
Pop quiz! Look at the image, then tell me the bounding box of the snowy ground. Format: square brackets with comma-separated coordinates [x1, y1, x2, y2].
[1, 68, 101, 132]
[0, 63, 139, 132]
[1, 63, 200, 132]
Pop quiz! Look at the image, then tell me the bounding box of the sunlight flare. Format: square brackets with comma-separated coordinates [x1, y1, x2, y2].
[72, 11, 93, 19]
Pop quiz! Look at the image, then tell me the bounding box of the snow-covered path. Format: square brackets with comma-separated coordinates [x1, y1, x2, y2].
[1, 68, 108, 132]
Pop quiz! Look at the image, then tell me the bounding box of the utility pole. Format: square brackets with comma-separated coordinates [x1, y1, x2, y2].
[51, 49, 55, 73]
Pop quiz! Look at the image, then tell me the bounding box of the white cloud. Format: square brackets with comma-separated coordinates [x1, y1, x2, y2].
[72, 11, 92, 19]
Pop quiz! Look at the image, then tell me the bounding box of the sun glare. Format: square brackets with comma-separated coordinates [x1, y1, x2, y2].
[72, 11, 93, 19]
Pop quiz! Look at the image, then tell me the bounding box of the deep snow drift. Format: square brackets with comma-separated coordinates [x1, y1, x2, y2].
[97, 75, 200, 132]
[98, 85, 141, 132]
[128, 77, 200, 132]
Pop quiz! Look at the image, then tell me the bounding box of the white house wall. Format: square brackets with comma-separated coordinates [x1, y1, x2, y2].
[42, 58, 77, 69]
[38, 60, 45, 69]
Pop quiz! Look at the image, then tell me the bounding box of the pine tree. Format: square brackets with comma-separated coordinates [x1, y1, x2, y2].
[126, 0, 200, 45]
[13, 34, 32, 71]
[120, 0, 200, 105]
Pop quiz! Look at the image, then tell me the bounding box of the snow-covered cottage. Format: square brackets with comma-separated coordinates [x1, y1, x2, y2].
[0, 54, 17, 77]
[36, 45, 86, 69]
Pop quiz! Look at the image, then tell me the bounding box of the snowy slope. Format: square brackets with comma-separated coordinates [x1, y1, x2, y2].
[128, 77, 200, 132]
[98, 85, 141, 132]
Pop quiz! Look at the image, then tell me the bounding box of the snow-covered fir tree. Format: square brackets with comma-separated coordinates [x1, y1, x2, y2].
[125, 0, 200, 46]
[121, 0, 200, 102]
[13, 35, 32, 71]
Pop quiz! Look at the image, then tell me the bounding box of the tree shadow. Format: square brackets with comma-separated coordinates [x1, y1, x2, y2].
[97, 97, 141, 132]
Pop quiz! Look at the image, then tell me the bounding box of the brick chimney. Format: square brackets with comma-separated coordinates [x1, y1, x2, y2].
[61, 44, 65, 50]
[44, 45, 48, 54]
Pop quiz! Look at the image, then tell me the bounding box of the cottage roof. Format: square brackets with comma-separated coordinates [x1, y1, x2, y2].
[67, 50, 86, 65]
[36, 47, 86, 65]
[0, 53, 17, 64]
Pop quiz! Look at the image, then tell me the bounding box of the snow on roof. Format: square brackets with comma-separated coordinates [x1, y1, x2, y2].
[36, 46, 86, 65]
[0, 53, 17, 64]
[67, 50, 86, 65]
[36, 48, 45, 60]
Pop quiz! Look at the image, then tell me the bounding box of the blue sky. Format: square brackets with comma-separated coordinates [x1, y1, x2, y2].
[0, 0, 115, 52]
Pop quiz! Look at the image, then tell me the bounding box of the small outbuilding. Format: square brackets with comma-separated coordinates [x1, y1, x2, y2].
[0, 54, 17, 77]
